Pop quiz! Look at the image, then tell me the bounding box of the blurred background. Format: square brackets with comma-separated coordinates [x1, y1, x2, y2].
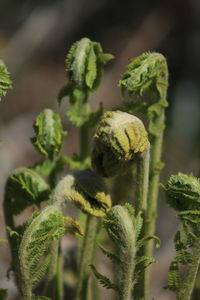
[0, 0, 200, 299]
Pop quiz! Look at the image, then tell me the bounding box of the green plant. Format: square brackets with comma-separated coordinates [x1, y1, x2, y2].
[119, 52, 169, 297]
[162, 173, 200, 300]
[1, 38, 200, 300]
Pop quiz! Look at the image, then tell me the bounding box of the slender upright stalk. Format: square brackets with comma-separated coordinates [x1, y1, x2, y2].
[75, 216, 98, 300]
[134, 150, 150, 299]
[119, 53, 169, 295]
[144, 99, 166, 295]
[119, 246, 136, 300]
[135, 149, 150, 214]
[3, 194, 22, 295]
[79, 103, 90, 161]
[44, 241, 60, 298]
[179, 240, 200, 300]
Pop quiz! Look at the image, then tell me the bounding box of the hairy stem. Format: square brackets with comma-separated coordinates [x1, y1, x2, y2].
[144, 103, 166, 296]
[135, 149, 150, 213]
[44, 240, 59, 298]
[79, 100, 90, 161]
[179, 240, 200, 300]
[119, 249, 136, 300]
[75, 216, 98, 300]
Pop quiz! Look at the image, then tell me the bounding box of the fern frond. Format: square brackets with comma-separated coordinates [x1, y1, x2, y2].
[89, 264, 119, 292]
[19, 206, 66, 299]
[137, 235, 160, 249]
[63, 216, 83, 236]
[166, 260, 182, 292]
[98, 243, 120, 265]
[31, 109, 66, 159]
[119, 52, 168, 102]
[5, 167, 50, 216]
[53, 169, 111, 217]
[0, 60, 12, 100]
[32, 254, 51, 286]
[65, 37, 113, 92]
[135, 255, 156, 267]
[134, 212, 143, 240]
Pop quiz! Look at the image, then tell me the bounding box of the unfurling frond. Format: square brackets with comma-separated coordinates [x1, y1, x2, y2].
[90, 264, 119, 292]
[31, 109, 66, 159]
[19, 206, 66, 298]
[53, 169, 111, 217]
[163, 173, 200, 211]
[92, 110, 150, 177]
[91, 204, 158, 299]
[5, 167, 50, 216]
[65, 37, 113, 92]
[58, 38, 113, 127]
[0, 60, 12, 100]
[163, 175, 200, 298]
[119, 52, 168, 103]
[92, 205, 137, 299]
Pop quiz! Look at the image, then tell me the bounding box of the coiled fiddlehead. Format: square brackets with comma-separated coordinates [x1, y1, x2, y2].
[53, 169, 111, 217]
[92, 110, 150, 178]
[164, 173, 200, 211]
[163, 173, 200, 300]
[3, 167, 51, 295]
[31, 109, 66, 161]
[58, 37, 113, 129]
[119, 52, 169, 297]
[0, 59, 12, 100]
[90, 204, 159, 300]
[119, 52, 168, 105]
[18, 205, 82, 300]
[47, 169, 111, 300]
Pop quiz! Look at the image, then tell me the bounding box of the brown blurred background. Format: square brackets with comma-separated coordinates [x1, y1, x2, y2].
[0, 0, 200, 299]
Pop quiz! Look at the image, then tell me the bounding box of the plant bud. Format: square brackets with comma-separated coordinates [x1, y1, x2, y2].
[66, 37, 113, 92]
[0, 60, 12, 100]
[5, 167, 50, 215]
[31, 109, 66, 159]
[164, 173, 200, 211]
[54, 169, 111, 217]
[92, 110, 150, 177]
[119, 52, 168, 103]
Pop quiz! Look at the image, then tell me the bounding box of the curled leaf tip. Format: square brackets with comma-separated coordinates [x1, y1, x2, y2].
[53, 169, 111, 217]
[31, 109, 66, 159]
[0, 59, 12, 101]
[65, 37, 113, 92]
[5, 167, 50, 215]
[164, 173, 200, 211]
[119, 52, 168, 103]
[92, 110, 150, 177]
[63, 216, 83, 236]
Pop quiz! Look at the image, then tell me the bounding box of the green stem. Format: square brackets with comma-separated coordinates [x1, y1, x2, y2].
[75, 216, 98, 300]
[134, 150, 150, 299]
[144, 104, 165, 296]
[79, 102, 90, 161]
[135, 149, 150, 214]
[3, 194, 22, 295]
[44, 241, 59, 298]
[179, 240, 200, 300]
[119, 250, 136, 300]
